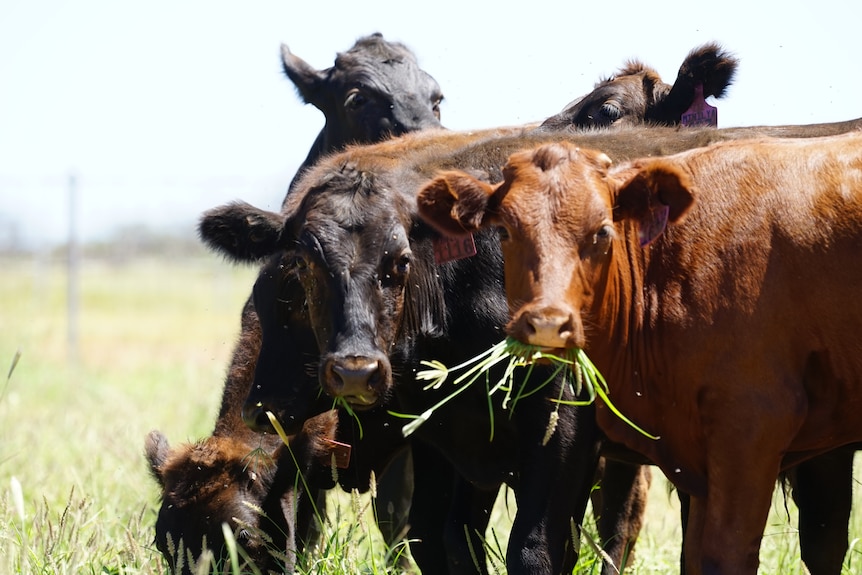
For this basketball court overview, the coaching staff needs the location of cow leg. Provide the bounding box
[590,458,651,572]
[792,446,854,575]
[689,449,784,574]
[406,439,474,574]
[373,446,415,570]
[508,403,602,575]
[443,478,498,575]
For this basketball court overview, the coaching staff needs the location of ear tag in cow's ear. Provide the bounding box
[433,234,477,264]
[639,204,670,247]
[321,438,352,469]
[681,84,717,127]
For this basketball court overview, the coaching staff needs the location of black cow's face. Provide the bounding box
[282,33,443,149]
[290,188,414,409]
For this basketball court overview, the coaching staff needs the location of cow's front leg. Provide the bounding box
[687,436,787,574]
[508,402,602,575]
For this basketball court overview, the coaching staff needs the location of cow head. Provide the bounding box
[199,166,443,415]
[144,412,337,574]
[283,32,444,154]
[417,141,694,351]
[539,42,737,129]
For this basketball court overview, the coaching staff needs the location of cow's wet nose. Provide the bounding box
[332,358,380,391]
[511,307,578,349]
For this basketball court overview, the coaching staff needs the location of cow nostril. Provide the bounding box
[333,360,379,390]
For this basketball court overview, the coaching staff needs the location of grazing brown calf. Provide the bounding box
[416,132,862,574]
[146,411,337,574]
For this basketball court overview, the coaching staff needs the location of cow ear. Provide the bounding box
[614,160,695,246]
[198,201,286,263]
[417,170,497,236]
[145,430,171,486]
[281,44,326,105]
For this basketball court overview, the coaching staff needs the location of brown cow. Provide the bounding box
[145,412,337,574]
[416,132,862,574]
[538,42,737,130]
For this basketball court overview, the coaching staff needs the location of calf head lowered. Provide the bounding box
[145,411,338,574]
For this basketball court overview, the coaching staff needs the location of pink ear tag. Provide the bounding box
[433,234,477,264]
[639,204,670,247]
[681,84,718,127]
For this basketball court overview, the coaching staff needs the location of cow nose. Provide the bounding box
[332,358,379,391]
[514,308,577,349]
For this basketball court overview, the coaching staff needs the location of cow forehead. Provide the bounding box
[499,144,614,231]
[331,47,439,96]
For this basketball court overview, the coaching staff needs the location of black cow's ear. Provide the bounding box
[614,160,695,246]
[417,171,495,236]
[281,44,326,106]
[198,202,285,263]
[144,430,171,486]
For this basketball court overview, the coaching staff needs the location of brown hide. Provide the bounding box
[417,132,862,574]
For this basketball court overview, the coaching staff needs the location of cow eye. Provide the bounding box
[591,224,615,253]
[345,89,367,110]
[395,253,411,275]
[432,96,443,119]
[290,253,309,272]
[497,227,511,242]
[600,102,622,121]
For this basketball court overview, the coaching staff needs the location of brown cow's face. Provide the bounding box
[538,42,737,130]
[544,70,663,129]
[494,145,617,350]
[145,433,287,575]
[416,142,694,353]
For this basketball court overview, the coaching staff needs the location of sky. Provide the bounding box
[1,0,859,249]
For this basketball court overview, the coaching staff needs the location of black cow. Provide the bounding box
[146,32,446,574]
[283,32,444,189]
[198,118,862,575]
[539,42,738,130]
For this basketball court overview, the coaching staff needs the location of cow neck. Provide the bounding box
[584,221,703,490]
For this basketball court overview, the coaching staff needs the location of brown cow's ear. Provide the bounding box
[144,430,171,486]
[417,171,496,235]
[614,160,695,246]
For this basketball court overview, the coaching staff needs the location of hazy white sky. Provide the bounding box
[1,0,859,248]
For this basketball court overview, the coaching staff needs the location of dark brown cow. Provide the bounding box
[145,412,337,574]
[538,42,737,130]
[416,132,862,574]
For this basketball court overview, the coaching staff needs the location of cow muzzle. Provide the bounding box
[322,355,389,409]
[507,305,582,350]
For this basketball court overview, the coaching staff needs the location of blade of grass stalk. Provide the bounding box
[333,396,364,439]
[221,523,240,575]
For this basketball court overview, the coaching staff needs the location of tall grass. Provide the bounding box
[0,255,859,573]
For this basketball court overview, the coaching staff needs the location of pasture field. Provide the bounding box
[0,255,859,574]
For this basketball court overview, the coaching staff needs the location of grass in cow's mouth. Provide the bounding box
[390,337,658,442]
